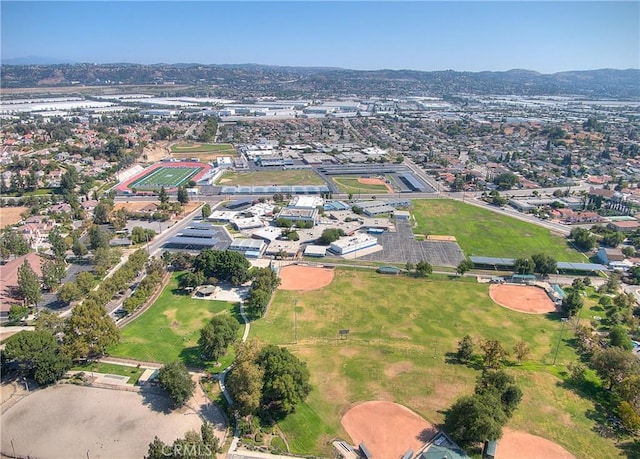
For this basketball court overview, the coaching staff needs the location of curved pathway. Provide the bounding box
[218,301,250,455]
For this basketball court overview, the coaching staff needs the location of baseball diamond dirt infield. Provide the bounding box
[497,428,576,458]
[278,265,335,291]
[357,177,394,193]
[489,284,558,314]
[341,401,437,458]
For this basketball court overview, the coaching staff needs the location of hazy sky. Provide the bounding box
[2,1,638,73]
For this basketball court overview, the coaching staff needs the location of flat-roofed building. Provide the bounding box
[232,216,264,231]
[276,207,319,226]
[229,238,267,258]
[329,233,378,255]
[289,195,324,209]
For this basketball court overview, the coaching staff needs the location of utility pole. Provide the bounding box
[552,318,568,365]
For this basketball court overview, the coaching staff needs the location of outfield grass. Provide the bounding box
[216,170,325,186]
[250,269,621,458]
[332,176,391,195]
[71,362,145,384]
[412,199,585,261]
[107,273,240,371]
[170,143,235,153]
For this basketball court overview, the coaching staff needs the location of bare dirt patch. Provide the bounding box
[341,401,437,458]
[143,142,169,162]
[1,385,205,459]
[384,361,415,378]
[357,177,394,193]
[0,207,28,228]
[278,265,335,291]
[489,284,557,314]
[497,428,576,459]
[114,201,158,212]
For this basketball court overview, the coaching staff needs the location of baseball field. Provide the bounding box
[249,267,621,458]
[216,169,325,186]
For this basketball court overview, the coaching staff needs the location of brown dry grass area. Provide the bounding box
[426,235,457,241]
[143,143,169,162]
[0,207,28,228]
[179,202,201,216]
[489,284,557,314]
[114,201,157,212]
[497,428,576,459]
[357,177,394,193]
[278,265,335,291]
[341,401,437,458]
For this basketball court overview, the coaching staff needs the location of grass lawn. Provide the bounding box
[170,143,235,153]
[216,170,325,186]
[107,272,240,372]
[250,269,621,458]
[412,199,585,261]
[332,176,391,195]
[71,362,145,384]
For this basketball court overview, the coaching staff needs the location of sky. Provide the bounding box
[1,1,639,73]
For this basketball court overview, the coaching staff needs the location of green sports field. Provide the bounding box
[216,169,325,186]
[332,176,391,195]
[170,143,235,154]
[107,273,240,371]
[129,166,203,190]
[250,269,622,458]
[412,199,586,261]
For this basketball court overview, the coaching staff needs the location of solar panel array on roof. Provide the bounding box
[220,185,329,194]
[180,229,223,238]
[399,173,426,191]
[165,236,230,248]
[557,262,608,271]
[470,256,516,266]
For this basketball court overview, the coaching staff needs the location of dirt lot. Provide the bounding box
[497,428,576,458]
[114,201,158,212]
[489,284,558,314]
[1,385,205,459]
[341,401,437,458]
[143,142,169,162]
[0,207,28,228]
[278,265,335,291]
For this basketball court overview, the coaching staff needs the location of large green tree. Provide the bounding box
[445,395,506,447]
[63,301,120,359]
[157,361,195,407]
[17,259,42,306]
[258,345,311,418]
[192,249,250,285]
[590,347,640,390]
[198,314,240,362]
[4,330,71,385]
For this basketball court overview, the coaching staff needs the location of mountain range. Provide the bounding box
[1,62,638,99]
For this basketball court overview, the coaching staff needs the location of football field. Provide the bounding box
[129,166,203,189]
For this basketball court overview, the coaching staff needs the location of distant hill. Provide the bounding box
[1,63,638,99]
[1,56,75,65]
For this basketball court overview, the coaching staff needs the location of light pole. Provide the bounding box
[294,298,298,344]
[552,318,568,365]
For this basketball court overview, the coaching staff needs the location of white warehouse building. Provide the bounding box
[329,233,378,256]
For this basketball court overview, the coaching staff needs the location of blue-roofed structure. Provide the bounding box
[557,261,608,272]
[399,173,426,192]
[470,256,515,267]
[470,256,608,273]
[220,185,330,195]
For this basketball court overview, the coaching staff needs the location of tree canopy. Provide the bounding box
[198,314,240,362]
[4,330,71,385]
[158,361,195,407]
[192,249,251,285]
